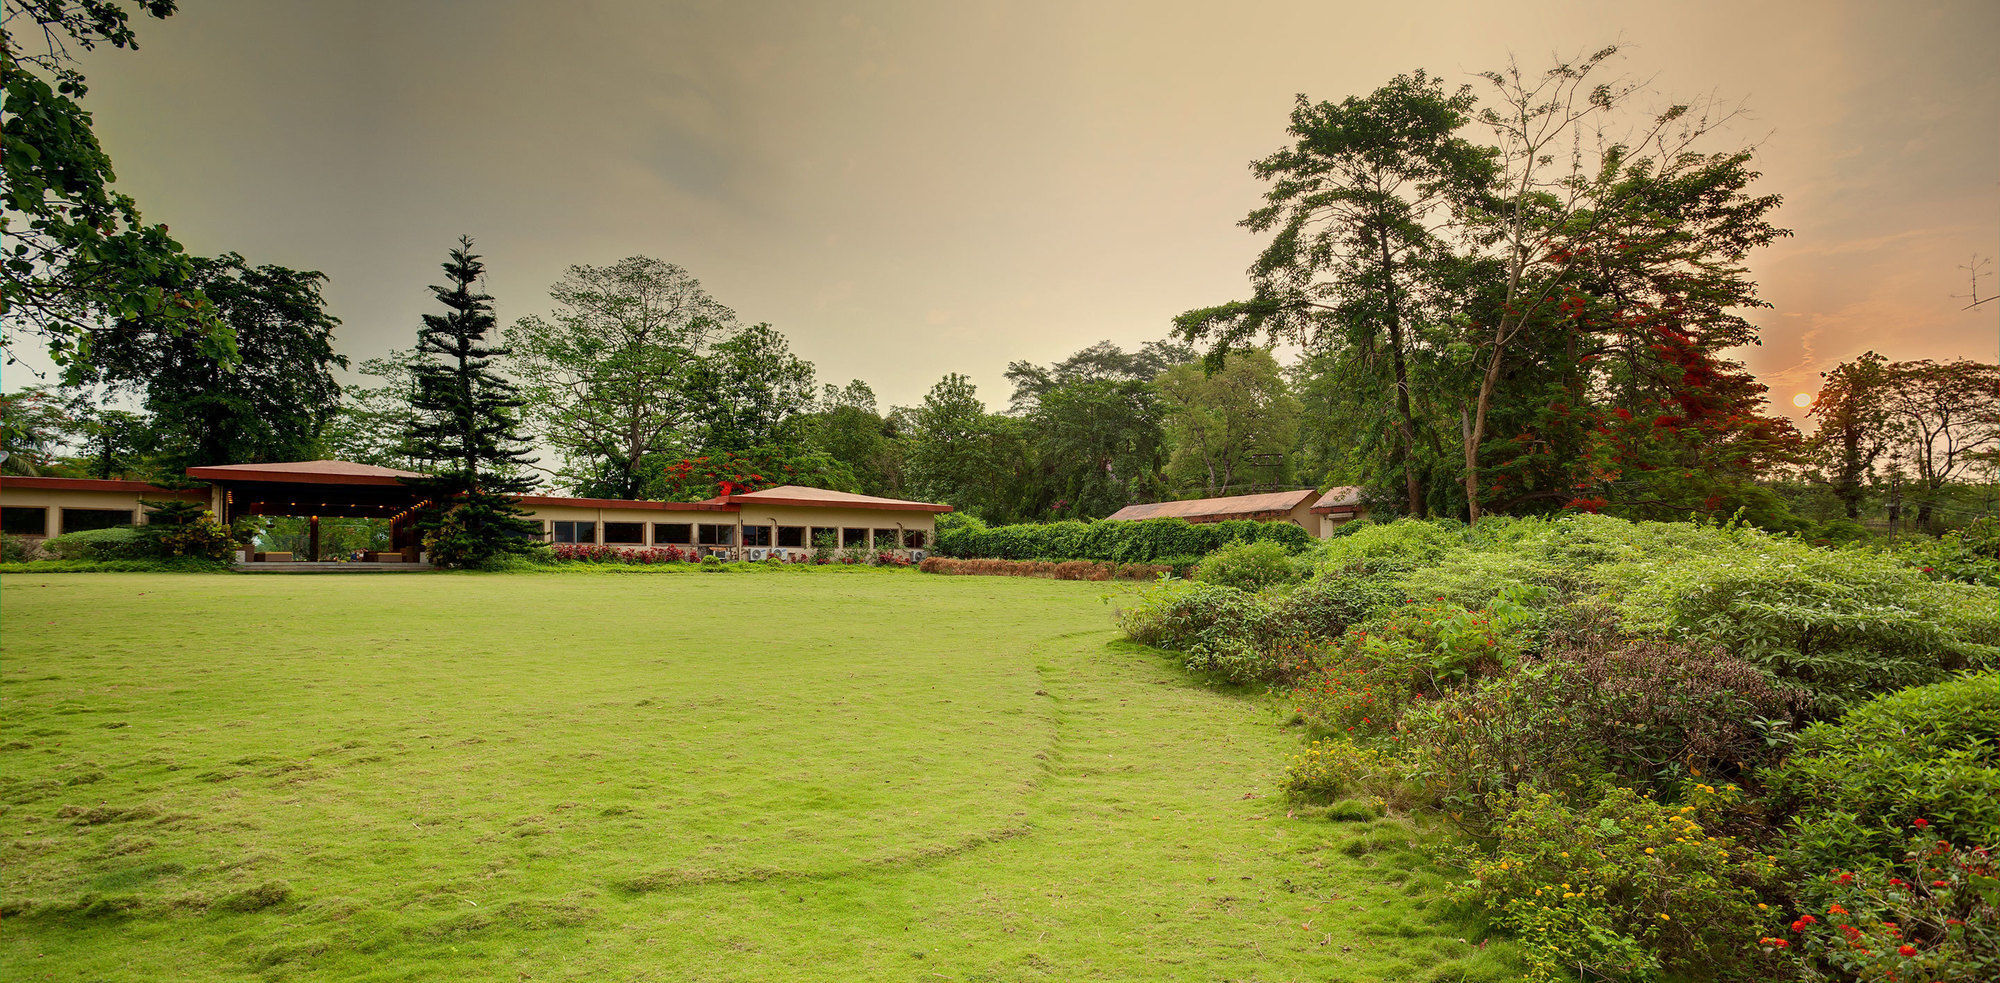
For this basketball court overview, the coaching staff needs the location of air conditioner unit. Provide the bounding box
[748,548,769,561]
[910,549,927,562]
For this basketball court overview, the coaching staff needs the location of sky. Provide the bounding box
[9,0,1997,422]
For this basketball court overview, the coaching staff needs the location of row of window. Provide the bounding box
[546,521,924,549]
[0,506,135,537]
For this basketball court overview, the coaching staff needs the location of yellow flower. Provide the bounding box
[1644,848,1655,854]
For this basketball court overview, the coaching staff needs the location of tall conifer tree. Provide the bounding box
[405,237,540,566]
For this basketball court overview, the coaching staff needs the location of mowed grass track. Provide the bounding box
[0,570,1504,982]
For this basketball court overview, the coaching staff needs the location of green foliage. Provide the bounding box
[1156,349,1300,496]
[40,525,148,560]
[0,0,230,377]
[940,515,1310,563]
[1458,786,1781,983]
[1,534,37,562]
[1194,539,1301,592]
[1116,580,1278,682]
[1772,673,2000,873]
[1280,738,1405,805]
[1901,519,2000,587]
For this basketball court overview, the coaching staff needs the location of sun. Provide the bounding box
[1792,393,1813,408]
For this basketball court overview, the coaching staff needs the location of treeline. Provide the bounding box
[3,9,1994,536]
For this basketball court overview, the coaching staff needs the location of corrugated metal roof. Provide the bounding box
[1104,489,1316,522]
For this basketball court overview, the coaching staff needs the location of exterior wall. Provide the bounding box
[0,482,205,538]
[517,502,937,557]
[1313,509,1367,538]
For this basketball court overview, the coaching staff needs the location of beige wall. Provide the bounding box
[519,503,938,554]
[1,486,163,537]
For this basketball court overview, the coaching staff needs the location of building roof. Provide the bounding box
[724,485,954,513]
[1311,486,1365,513]
[1104,489,1316,523]
[514,494,733,512]
[0,475,207,497]
[186,459,426,486]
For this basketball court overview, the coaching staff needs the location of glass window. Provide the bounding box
[654,522,692,545]
[873,528,899,548]
[550,520,595,544]
[1,506,48,536]
[60,508,134,534]
[697,524,734,546]
[841,527,869,547]
[776,526,805,548]
[742,525,772,547]
[603,521,645,545]
[810,527,839,549]
[903,529,928,549]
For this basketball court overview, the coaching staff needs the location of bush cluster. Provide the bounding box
[916,556,1177,580]
[1119,514,2000,981]
[937,515,1311,563]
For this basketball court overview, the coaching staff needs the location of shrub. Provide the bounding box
[1194,539,1299,592]
[1771,673,2000,873]
[40,526,149,561]
[1776,829,2000,982]
[0,534,37,562]
[1268,572,1400,642]
[153,513,237,562]
[1901,519,2000,588]
[1116,580,1285,682]
[1459,785,1781,983]
[939,515,1312,563]
[1280,738,1405,805]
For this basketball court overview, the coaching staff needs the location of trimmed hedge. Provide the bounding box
[937,516,1311,563]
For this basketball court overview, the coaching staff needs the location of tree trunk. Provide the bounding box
[1378,234,1425,519]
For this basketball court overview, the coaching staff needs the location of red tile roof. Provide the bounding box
[725,485,954,513]
[186,460,426,486]
[514,495,733,512]
[1104,489,1316,523]
[0,475,207,497]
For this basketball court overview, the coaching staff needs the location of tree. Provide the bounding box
[1809,352,1895,519]
[505,256,736,498]
[1880,359,2000,531]
[1176,74,1494,517]
[905,373,1031,521]
[0,384,79,474]
[1,0,228,376]
[693,322,817,454]
[1456,45,1778,522]
[1005,340,1181,517]
[1156,349,1300,497]
[90,253,344,471]
[322,347,431,471]
[404,237,540,567]
[799,380,905,497]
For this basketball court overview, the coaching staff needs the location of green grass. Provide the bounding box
[0,568,1512,981]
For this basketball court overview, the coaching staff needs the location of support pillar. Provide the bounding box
[308,516,320,562]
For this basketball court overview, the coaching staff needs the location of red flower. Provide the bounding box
[1828,905,1849,916]
[1913,818,1930,828]
[1931,879,1948,887]
[1898,945,1916,956]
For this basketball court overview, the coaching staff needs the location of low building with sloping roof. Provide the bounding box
[1103,486,1367,538]
[0,464,951,566]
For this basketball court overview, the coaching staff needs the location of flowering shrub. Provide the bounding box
[1279,738,1404,805]
[1779,827,2000,982]
[550,544,693,565]
[1194,539,1302,592]
[1292,602,1532,736]
[155,512,237,562]
[1459,786,1782,983]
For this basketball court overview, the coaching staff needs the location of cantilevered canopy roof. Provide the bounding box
[186,460,426,487]
[724,485,954,513]
[1104,489,1316,523]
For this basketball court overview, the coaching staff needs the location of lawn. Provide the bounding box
[0,568,1507,982]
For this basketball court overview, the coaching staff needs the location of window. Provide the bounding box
[550,521,596,544]
[903,529,929,549]
[810,527,839,549]
[60,508,134,534]
[697,524,734,546]
[1,506,48,536]
[654,522,692,545]
[742,525,772,547]
[873,528,899,549]
[603,521,645,545]
[776,525,805,548]
[841,527,869,547]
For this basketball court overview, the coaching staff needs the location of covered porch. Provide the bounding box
[186,460,432,567]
